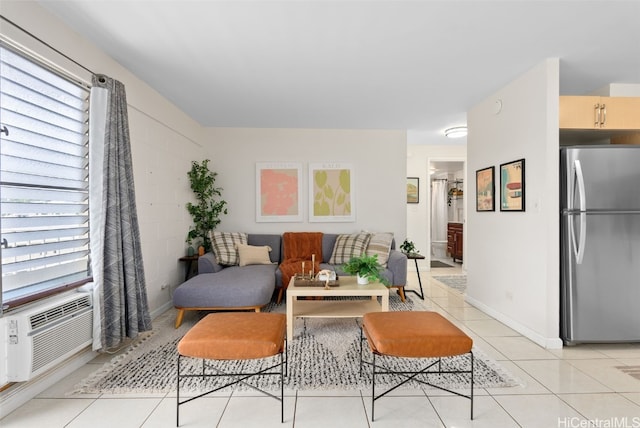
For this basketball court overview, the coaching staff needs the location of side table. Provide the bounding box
[178,255,199,281]
[405,253,425,300]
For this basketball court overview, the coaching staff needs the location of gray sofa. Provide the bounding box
[172,233,407,327]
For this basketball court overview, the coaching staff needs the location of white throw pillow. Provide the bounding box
[365,232,394,267]
[237,244,273,266]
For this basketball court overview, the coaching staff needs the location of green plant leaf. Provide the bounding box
[314,201,330,216]
[324,185,334,199]
[186,159,227,251]
[339,169,350,193]
[341,253,389,286]
[314,170,327,188]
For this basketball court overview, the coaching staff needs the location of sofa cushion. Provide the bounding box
[321,234,338,263]
[237,244,273,267]
[328,232,372,264]
[365,232,394,267]
[248,234,282,263]
[210,232,248,265]
[173,265,277,308]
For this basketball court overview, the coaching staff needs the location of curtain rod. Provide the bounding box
[0,14,96,77]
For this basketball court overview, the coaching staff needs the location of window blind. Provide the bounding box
[1,45,91,306]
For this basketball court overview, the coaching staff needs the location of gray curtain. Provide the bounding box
[91,74,152,350]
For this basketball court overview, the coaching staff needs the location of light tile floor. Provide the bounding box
[3,265,640,427]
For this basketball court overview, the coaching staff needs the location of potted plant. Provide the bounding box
[342,253,389,286]
[186,159,228,253]
[400,239,419,255]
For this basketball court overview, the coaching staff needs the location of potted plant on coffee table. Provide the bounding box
[342,253,389,286]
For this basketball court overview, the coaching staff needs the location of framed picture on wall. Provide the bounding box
[500,159,525,212]
[475,166,495,211]
[255,162,303,222]
[406,177,419,203]
[309,162,355,222]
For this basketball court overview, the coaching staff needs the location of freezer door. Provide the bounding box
[562,146,640,211]
[561,211,640,343]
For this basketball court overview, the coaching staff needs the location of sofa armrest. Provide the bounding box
[198,252,224,273]
[386,249,407,286]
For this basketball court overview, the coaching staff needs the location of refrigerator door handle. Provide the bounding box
[573,160,587,264]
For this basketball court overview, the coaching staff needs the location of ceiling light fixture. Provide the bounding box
[444,126,468,139]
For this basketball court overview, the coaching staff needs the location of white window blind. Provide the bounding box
[1,45,91,307]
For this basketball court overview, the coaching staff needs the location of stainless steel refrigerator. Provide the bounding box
[560,145,640,345]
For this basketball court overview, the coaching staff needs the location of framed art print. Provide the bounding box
[500,159,525,212]
[406,177,419,204]
[475,166,495,211]
[309,162,355,222]
[256,162,303,222]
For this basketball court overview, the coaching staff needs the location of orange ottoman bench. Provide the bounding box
[360,311,474,421]
[176,312,287,426]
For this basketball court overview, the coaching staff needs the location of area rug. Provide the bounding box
[71,294,517,394]
[433,275,467,293]
[431,260,453,268]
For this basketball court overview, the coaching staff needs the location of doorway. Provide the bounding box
[429,160,465,271]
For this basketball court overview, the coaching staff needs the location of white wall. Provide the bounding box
[466,58,561,348]
[592,83,640,97]
[0,0,207,316]
[203,128,407,242]
[406,145,466,271]
[0,1,207,397]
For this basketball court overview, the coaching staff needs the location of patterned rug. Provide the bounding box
[70,293,518,394]
[433,275,467,293]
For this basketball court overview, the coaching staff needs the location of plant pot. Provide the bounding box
[357,273,369,285]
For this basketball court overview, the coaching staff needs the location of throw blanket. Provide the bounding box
[280,232,323,288]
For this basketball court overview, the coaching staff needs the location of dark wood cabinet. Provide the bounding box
[447,222,463,262]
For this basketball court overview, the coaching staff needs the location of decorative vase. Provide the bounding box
[198,246,205,256]
[187,246,195,257]
[357,273,369,285]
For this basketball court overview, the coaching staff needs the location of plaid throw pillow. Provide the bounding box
[329,233,372,264]
[210,232,248,266]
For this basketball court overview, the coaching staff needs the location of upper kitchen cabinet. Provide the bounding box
[560,96,640,130]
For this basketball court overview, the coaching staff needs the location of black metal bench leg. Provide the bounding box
[471,351,474,420]
[359,327,363,375]
[176,355,181,427]
[281,352,284,423]
[371,353,376,422]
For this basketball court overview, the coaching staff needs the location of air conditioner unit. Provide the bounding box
[6,292,93,382]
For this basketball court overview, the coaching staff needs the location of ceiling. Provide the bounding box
[37,1,640,145]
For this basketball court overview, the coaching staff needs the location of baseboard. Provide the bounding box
[465,295,563,350]
[151,300,174,320]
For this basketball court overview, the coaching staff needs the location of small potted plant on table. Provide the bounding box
[342,253,389,286]
[400,239,420,256]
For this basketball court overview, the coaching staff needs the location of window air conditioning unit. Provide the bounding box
[6,292,93,382]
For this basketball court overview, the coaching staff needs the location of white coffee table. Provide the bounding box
[285,275,389,341]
